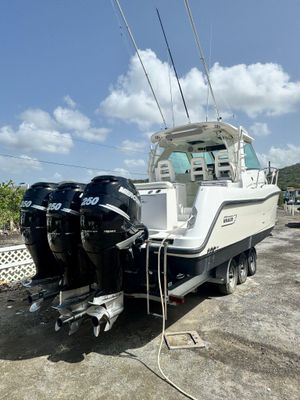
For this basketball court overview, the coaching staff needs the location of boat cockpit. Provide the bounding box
[135,121,262,233]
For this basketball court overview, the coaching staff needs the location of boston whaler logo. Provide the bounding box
[119,186,141,206]
[222,214,237,226]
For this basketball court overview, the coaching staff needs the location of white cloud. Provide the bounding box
[53,107,90,131]
[87,167,131,179]
[87,169,106,178]
[0,155,41,174]
[120,139,147,155]
[100,49,192,129]
[77,127,109,142]
[53,106,110,143]
[258,144,300,168]
[124,159,146,168]
[53,172,63,181]
[20,109,56,130]
[0,122,73,154]
[249,122,271,137]
[113,167,131,178]
[0,99,111,153]
[99,49,300,129]
[64,95,76,108]
[211,62,300,117]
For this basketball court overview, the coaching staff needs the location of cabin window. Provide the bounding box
[168,152,190,173]
[244,143,261,169]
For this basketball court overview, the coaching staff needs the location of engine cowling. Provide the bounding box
[47,182,96,289]
[80,175,147,295]
[20,182,63,281]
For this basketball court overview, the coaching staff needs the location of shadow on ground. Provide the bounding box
[0,284,221,364]
[286,222,300,229]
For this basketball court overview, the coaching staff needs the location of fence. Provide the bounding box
[284,202,299,217]
[0,244,35,284]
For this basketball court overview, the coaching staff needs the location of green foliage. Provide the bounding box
[278,191,284,207]
[278,163,300,190]
[0,181,25,229]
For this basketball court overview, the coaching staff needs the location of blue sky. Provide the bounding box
[0,0,299,184]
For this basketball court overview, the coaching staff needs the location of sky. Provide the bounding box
[0,0,300,185]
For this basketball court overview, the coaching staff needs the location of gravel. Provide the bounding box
[0,209,299,400]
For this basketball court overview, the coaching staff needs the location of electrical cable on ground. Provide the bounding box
[156,219,200,400]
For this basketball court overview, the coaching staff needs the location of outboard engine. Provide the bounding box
[47,182,97,335]
[20,182,63,311]
[81,175,147,335]
[47,182,95,289]
[20,182,63,281]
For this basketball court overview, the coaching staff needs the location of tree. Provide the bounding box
[0,181,25,230]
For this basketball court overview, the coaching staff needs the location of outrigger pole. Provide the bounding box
[156,8,191,124]
[183,0,221,121]
[114,0,168,129]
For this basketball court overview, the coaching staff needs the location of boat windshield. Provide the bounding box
[164,143,260,178]
[168,152,190,173]
[168,150,215,174]
[244,143,261,170]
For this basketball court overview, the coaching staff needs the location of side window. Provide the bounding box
[244,143,261,170]
[168,152,190,174]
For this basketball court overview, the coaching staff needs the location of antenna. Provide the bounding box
[156,8,191,124]
[205,24,212,122]
[167,52,175,127]
[110,0,132,58]
[113,0,167,129]
[183,0,221,121]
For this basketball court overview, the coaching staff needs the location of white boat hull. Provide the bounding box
[143,184,281,276]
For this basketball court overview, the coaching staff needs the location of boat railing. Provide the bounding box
[263,167,279,185]
[145,239,168,320]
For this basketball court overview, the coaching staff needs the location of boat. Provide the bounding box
[136,121,280,282]
[124,120,280,304]
[20,120,280,334]
[18,0,280,336]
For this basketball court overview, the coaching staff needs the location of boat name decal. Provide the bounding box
[119,187,141,206]
[222,214,237,226]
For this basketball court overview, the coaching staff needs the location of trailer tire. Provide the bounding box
[247,248,257,276]
[237,253,248,284]
[218,258,238,295]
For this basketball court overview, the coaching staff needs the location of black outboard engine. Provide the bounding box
[81,175,147,335]
[47,182,95,290]
[20,182,64,312]
[20,182,63,282]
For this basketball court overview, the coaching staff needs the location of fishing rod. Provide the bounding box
[113,0,167,129]
[183,0,221,121]
[156,8,191,124]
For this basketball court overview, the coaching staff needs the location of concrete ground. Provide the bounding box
[0,209,299,400]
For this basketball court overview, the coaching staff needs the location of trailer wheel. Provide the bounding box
[237,253,248,284]
[247,248,257,276]
[218,258,238,295]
